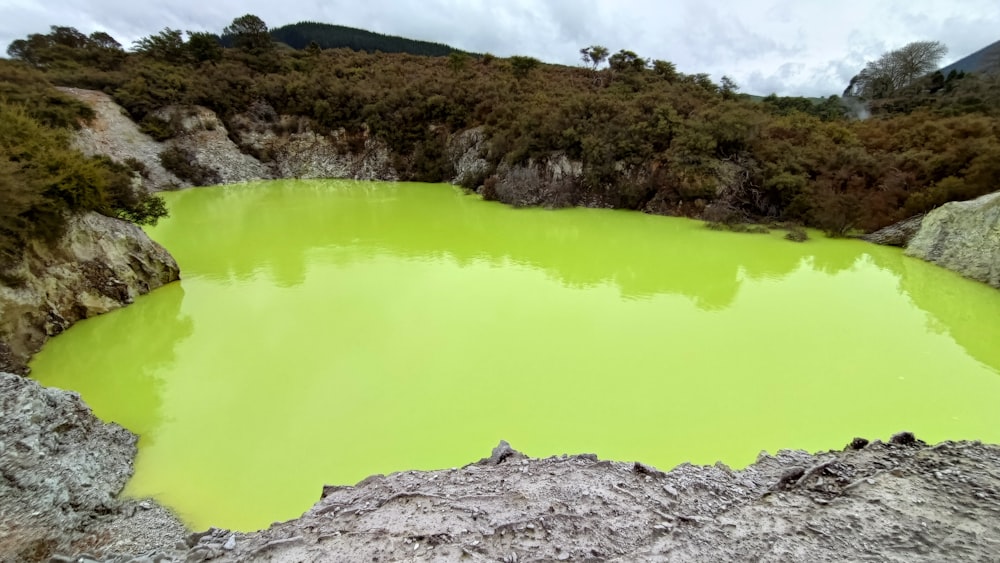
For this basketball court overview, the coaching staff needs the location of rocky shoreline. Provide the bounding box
[0,212,179,375]
[4,370,1000,562]
[58,87,1000,290]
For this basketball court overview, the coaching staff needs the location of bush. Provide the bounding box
[123,156,150,178]
[0,100,167,274]
[139,115,179,141]
[159,146,220,186]
[784,226,809,242]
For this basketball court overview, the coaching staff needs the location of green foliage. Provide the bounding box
[223,14,273,52]
[580,45,609,70]
[0,96,166,273]
[139,115,179,141]
[187,32,224,63]
[608,50,647,73]
[761,94,847,121]
[0,61,94,127]
[133,29,188,63]
[448,52,469,74]
[6,26,125,71]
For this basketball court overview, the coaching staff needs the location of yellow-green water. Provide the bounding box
[30,180,1000,531]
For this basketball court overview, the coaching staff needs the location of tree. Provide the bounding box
[651,59,678,82]
[608,49,647,72]
[132,29,187,63]
[187,32,223,63]
[720,76,739,100]
[223,14,273,52]
[579,45,609,70]
[509,56,540,79]
[844,41,947,99]
[88,32,121,51]
[6,26,124,70]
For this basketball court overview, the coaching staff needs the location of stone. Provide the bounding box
[906,191,1000,289]
[862,214,925,247]
[0,212,179,374]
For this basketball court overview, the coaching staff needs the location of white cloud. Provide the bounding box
[2,0,998,96]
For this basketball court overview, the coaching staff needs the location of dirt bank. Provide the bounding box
[5,377,998,563]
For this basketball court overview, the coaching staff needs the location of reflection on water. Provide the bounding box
[30,180,1000,531]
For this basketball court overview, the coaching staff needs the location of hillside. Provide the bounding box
[939,39,1000,75]
[269,21,464,56]
[3,14,1000,278]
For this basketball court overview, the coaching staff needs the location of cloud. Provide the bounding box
[2,0,998,96]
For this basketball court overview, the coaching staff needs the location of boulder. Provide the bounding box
[906,191,1000,288]
[0,213,179,374]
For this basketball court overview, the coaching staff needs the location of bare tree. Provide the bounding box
[844,41,947,99]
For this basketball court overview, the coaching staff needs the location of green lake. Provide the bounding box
[29,180,1000,531]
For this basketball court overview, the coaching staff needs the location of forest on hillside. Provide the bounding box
[3,14,1000,276]
[268,22,462,56]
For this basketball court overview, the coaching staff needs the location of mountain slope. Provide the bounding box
[269,21,465,57]
[939,39,1000,75]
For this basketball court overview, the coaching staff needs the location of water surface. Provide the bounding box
[30,180,1000,531]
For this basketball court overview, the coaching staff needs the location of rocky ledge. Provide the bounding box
[0,212,179,375]
[4,369,999,562]
[0,372,185,562]
[906,191,1000,289]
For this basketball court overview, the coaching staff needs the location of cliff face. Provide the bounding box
[59,89,397,189]
[59,87,185,190]
[905,191,1000,289]
[229,107,398,181]
[0,212,179,374]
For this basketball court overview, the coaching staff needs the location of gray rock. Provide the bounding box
[0,212,179,374]
[0,372,134,559]
[58,88,183,191]
[862,214,925,247]
[906,191,1000,288]
[154,106,270,185]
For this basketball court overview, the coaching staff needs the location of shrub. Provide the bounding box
[784,226,809,242]
[139,115,179,141]
[159,146,220,186]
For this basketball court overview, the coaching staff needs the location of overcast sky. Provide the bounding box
[2,0,998,96]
